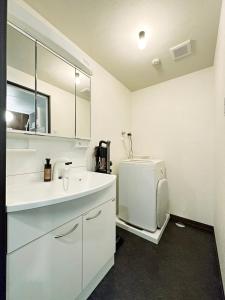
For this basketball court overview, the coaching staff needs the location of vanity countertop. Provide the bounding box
[7,171,116,213]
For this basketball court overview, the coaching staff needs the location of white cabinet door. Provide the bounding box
[83,199,115,288]
[7,216,82,300]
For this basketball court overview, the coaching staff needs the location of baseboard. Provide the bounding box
[171,214,224,297]
[213,234,225,299]
[170,214,214,233]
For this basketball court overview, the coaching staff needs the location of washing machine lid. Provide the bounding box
[157,178,169,228]
[121,158,163,164]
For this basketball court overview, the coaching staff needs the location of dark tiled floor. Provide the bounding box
[89,221,224,300]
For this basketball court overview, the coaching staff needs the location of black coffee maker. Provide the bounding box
[95,140,112,174]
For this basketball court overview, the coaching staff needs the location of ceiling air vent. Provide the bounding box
[170,40,192,60]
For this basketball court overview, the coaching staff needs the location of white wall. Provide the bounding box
[90,61,131,173]
[214,0,225,288]
[131,67,215,225]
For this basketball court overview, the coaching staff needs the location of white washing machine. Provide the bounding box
[118,159,169,233]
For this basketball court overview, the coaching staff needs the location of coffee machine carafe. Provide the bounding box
[95,140,112,174]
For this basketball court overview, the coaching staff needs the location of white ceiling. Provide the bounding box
[24,0,222,91]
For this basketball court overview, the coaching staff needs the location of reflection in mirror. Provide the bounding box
[6,81,50,133]
[6,82,35,131]
[37,44,75,138]
[75,70,91,139]
[6,24,36,132]
[36,93,50,134]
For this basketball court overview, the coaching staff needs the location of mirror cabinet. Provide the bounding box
[6,24,91,139]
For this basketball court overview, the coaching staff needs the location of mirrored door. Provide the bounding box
[36,43,76,138]
[6,24,36,133]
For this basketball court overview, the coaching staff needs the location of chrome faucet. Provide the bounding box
[53,158,72,180]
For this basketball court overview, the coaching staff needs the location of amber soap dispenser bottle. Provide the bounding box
[44,158,52,182]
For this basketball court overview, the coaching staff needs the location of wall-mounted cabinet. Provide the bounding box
[6,23,91,140]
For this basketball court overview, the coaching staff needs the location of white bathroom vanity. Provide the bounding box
[6,171,116,300]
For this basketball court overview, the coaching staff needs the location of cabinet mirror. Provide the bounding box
[6,24,91,140]
[75,70,91,139]
[37,44,75,138]
[6,24,36,133]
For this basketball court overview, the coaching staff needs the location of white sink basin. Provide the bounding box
[7,171,116,212]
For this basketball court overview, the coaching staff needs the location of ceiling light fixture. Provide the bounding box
[75,72,80,85]
[138,31,147,50]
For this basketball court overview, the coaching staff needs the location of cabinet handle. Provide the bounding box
[54,223,79,239]
[86,210,102,221]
